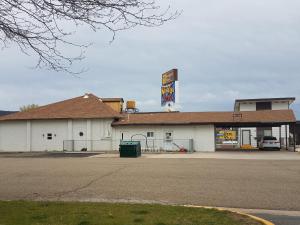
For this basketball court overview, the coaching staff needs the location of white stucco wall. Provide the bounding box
[57,119,113,151]
[272,102,290,110]
[0,121,27,152]
[239,101,290,111]
[71,120,88,151]
[31,120,68,151]
[0,117,290,152]
[239,103,256,111]
[112,125,215,152]
[91,119,113,151]
[0,118,114,152]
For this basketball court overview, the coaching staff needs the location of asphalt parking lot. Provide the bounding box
[0,152,299,224]
[0,152,100,158]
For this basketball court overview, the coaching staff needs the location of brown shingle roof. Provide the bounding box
[0,94,121,121]
[113,110,296,126]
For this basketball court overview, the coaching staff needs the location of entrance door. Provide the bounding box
[44,133,53,151]
[164,131,174,151]
[242,130,251,145]
[146,132,155,151]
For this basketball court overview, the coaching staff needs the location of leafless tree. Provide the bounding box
[20,104,39,112]
[0,0,179,73]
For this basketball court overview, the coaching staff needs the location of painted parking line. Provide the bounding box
[184,205,275,225]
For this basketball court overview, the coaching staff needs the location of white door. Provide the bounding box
[146,131,155,151]
[44,133,53,151]
[164,131,174,151]
[242,130,251,145]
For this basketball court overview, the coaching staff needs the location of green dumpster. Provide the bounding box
[119,141,141,158]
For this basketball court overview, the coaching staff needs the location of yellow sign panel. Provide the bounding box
[162,69,178,86]
[224,131,236,140]
[218,130,225,139]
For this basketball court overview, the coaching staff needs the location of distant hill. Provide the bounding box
[0,111,18,117]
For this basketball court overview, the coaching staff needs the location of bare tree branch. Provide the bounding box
[0,0,180,73]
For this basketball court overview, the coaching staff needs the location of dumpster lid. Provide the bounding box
[120,141,141,145]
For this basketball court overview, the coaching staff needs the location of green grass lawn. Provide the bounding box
[0,201,262,225]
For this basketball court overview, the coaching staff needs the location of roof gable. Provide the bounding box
[0,94,121,121]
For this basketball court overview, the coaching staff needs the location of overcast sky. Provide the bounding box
[0,0,299,117]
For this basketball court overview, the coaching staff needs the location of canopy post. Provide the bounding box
[293,123,296,152]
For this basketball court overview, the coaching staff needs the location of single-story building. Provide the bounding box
[0,94,120,152]
[0,94,297,152]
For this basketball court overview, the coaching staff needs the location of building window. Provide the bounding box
[47,133,52,140]
[147,132,154,138]
[79,132,84,137]
[256,102,272,111]
[165,132,173,141]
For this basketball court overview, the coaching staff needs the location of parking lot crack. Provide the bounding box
[54,166,127,199]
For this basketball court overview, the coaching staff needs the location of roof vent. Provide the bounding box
[83,93,89,99]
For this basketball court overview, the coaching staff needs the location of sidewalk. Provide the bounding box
[90,151,300,160]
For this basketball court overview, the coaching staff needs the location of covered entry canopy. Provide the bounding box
[212,110,297,152]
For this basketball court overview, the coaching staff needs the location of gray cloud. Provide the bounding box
[0,0,299,118]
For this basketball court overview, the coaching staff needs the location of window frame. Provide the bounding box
[47,133,53,140]
[147,131,154,138]
[165,131,173,141]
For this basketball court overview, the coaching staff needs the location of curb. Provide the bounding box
[184,205,274,225]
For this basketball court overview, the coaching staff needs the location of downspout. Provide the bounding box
[279,126,282,149]
[285,124,288,151]
[286,101,290,150]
